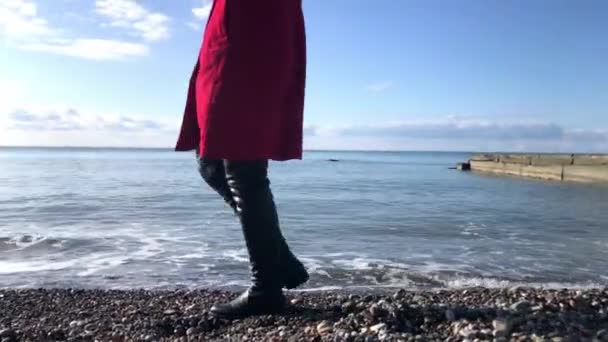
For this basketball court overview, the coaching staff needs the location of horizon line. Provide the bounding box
[0,145,471,153]
[1,145,606,155]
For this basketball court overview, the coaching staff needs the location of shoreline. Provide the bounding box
[1,287,607,341]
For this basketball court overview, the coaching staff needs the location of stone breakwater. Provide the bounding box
[1,288,608,341]
[464,154,608,183]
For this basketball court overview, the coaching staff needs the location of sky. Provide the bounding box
[0,0,607,152]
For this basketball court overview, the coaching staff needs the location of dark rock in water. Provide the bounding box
[456,162,471,171]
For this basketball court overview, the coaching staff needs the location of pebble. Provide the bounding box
[510,300,531,312]
[369,323,387,333]
[186,327,200,336]
[0,288,606,340]
[531,304,544,312]
[342,301,355,312]
[445,308,456,321]
[0,330,14,338]
[412,295,425,303]
[459,327,479,339]
[492,317,511,337]
[317,321,332,335]
[163,309,177,315]
[393,289,406,299]
[480,328,492,336]
[69,320,83,328]
[174,325,185,336]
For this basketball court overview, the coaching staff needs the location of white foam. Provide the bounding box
[172,252,209,260]
[298,257,326,274]
[291,285,344,292]
[0,259,80,274]
[220,249,248,262]
[5,233,62,250]
[321,252,367,258]
[128,235,165,259]
[77,254,127,276]
[331,257,416,272]
[436,276,607,290]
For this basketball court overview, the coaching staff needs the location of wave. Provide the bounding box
[1,232,606,291]
[0,234,66,251]
[302,256,608,291]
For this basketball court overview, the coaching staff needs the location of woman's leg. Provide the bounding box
[210,160,285,318]
[196,151,236,210]
[196,153,309,290]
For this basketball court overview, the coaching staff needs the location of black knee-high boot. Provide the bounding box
[197,155,309,290]
[210,160,287,318]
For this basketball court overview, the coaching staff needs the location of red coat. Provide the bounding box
[175,0,306,161]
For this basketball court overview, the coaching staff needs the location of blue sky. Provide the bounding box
[0,0,607,152]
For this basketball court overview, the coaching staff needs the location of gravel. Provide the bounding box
[1,287,607,341]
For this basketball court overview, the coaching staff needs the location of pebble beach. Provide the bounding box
[1,287,608,341]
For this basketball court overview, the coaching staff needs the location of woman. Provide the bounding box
[175,0,308,318]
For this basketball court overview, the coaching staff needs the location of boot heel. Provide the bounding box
[284,268,309,289]
[281,254,309,289]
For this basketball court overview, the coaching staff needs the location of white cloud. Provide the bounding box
[0,105,177,147]
[0,79,26,113]
[366,81,394,95]
[20,38,149,60]
[192,1,212,20]
[186,21,201,31]
[0,0,55,39]
[303,116,608,153]
[0,0,165,60]
[2,102,606,152]
[4,106,171,131]
[186,1,211,31]
[331,117,567,140]
[95,0,170,41]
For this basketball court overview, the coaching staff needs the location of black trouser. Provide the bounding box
[196,152,283,290]
[195,149,309,292]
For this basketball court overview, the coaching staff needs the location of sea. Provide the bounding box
[1,147,607,291]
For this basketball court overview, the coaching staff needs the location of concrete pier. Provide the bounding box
[465,154,608,183]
